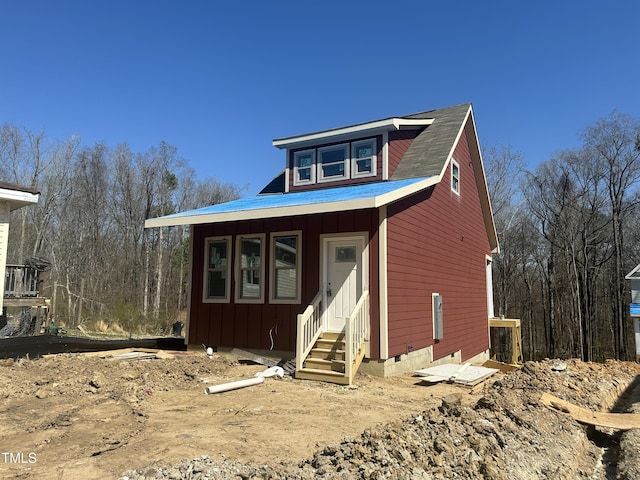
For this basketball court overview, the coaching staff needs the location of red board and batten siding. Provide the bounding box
[385,127,491,361]
[189,210,381,356]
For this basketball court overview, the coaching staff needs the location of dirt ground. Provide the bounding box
[1,349,639,480]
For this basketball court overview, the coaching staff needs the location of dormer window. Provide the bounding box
[290,138,377,187]
[318,144,348,182]
[293,149,316,185]
[352,139,376,178]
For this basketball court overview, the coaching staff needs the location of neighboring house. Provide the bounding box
[146,103,499,384]
[625,264,640,361]
[0,182,40,314]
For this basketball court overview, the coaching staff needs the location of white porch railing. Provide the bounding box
[345,290,369,383]
[295,290,323,372]
[4,265,41,298]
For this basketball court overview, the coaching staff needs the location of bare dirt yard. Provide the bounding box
[1,349,639,479]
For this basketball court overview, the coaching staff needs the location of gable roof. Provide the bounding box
[146,103,499,253]
[391,103,472,180]
[145,177,434,228]
[626,263,640,280]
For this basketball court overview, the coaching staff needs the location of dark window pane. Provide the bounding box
[208,271,226,298]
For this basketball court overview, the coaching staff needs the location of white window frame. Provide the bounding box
[203,236,231,303]
[351,138,377,178]
[451,159,460,195]
[235,234,266,303]
[317,143,349,183]
[269,231,302,304]
[293,149,316,186]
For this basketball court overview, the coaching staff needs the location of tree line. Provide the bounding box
[0,125,241,334]
[485,111,640,362]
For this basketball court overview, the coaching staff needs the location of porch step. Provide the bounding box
[296,332,350,383]
[315,338,345,349]
[309,347,346,361]
[295,367,351,385]
[304,357,346,373]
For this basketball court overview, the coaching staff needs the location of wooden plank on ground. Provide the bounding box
[539,392,640,430]
[483,359,520,372]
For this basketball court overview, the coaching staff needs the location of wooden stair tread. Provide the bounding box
[296,367,345,377]
[312,347,345,354]
[306,357,345,365]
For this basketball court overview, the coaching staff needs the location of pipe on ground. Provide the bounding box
[204,376,264,395]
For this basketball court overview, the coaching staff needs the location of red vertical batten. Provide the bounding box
[189,209,380,353]
[385,119,491,362]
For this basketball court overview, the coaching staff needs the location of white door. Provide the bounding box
[325,239,363,332]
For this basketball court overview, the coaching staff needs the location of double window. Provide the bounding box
[292,138,377,186]
[203,232,301,304]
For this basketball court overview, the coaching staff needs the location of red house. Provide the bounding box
[146,103,499,384]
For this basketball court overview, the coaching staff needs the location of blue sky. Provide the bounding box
[1,1,639,195]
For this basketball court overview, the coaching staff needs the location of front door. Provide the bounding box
[324,238,364,332]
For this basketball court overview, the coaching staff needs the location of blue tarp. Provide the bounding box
[157,176,430,221]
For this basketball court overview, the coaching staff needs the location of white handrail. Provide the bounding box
[345,290,369,383]
[296,290,323,372]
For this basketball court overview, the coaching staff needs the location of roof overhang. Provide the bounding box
[0,186,40,211]
[626,263,640,280]
[272,117,434,150]
[145,177,437,228]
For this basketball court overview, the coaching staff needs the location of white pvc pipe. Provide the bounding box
[204,376,264,395]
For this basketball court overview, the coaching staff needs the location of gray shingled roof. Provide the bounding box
[0,181,40,195]
[391,103,471,180]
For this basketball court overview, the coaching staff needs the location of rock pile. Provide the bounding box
[120,359,640,480]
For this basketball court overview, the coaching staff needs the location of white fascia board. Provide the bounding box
[626,263,640,279]
[273,118,434,149]
[437,107,471,183]
[144,177,439,229]
[0,188,40,210]
[372,177,438,208]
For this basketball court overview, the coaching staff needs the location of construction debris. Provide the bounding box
[414,363,498,386]
[539,392,640,430]
[230,348,295,376]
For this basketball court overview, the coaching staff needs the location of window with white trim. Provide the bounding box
[351,139,376,178]
[318,144,348,182]
[204,236,231,302]
[451,159,460,195]
[293,149,315,186]
[236,235,265,302]
[270,232,301,303]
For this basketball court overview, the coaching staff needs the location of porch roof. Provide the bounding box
[145,176,434,228]
[0,182,40,211]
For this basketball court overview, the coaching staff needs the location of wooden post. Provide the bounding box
[489,318,523,364]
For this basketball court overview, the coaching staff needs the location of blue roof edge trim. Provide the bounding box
[146,177,433,227]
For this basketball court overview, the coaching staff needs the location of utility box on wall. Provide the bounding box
[433,293,443,340]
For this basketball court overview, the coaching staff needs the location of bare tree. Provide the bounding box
[582,111,640,360]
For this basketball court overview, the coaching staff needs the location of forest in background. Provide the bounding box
[485,110,640,362]
[2,110,640,361]
[0,126,241,336]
